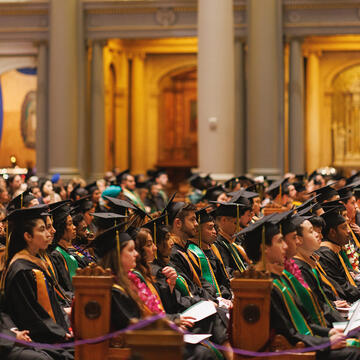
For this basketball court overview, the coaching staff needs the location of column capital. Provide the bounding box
[285,35,305,44]
[303,49,322,58]
[127,51,146,60]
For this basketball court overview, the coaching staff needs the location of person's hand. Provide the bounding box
[330,333,347,350]
[329,328,343,336]
[350,223,360,235]
[179,315,195,330]
[334,300,350,308]
[65,332,73,340]
[64,307,72,316]
[162,267,177,292]
[14,330,32,342]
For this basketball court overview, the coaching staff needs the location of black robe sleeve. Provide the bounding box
[50,250,73,293]
[317,246,360,303]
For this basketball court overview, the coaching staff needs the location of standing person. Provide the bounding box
[3,205,74,359]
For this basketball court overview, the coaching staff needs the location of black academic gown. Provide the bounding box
[51,248,74,293]
[67,248,92,268]
[111,285,218,360]
[316,245,360,303]
[170,243,218,302]
[4,259,69,344]
[214,234,247,278]
[270,274,360,360]
[294,258,345,325]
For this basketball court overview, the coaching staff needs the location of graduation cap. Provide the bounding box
[293,182,306,193]
[337,181,360,201]
[202,184,226,202]
[235,214,280,264]
[308,184,339,203]
[161,192,186,226]
[195,206,215,225]
[50,202,72,225]
[294,174,307,183]
[308,170,319,182]
[71,195,94,213]
[70,184,88,201]
[5,204,50,222]
[224,177,240,190]
[188,174,208,191]
[142,214,167,246]
[321,207,346,233]
[229,189,258,208]
[266,178,289,199]
[320,199,346,213]
[115,169,130,185]
[84,181,98,194]
[88,222,133,259]
[92,212,127,231]
[354,188,360,199]
[6,189,37,212]
[104,196,151,220]
[346,171,360,185]
[48,200,71,211]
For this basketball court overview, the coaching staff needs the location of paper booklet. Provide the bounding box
[344,300,360,335]
[184,334,212,344]
[181,301,217,322]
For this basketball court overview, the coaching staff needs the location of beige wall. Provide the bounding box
[0,69,36,168]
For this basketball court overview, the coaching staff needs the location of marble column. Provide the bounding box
[36,41,48,177]
[234,38,245,176]
[48,0,79,178]
[305,51,321,173]
[246,0,283,178]
[289,38,305,173]
[89,41,105,180]
[131,52,146,174]
[198,0,235,180]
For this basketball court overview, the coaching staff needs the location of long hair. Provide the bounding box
[99,240,143,310]
[135,228,153,281]
[155,225,171,260]
[7,217,46,266]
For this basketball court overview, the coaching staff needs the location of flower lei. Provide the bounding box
[344,243,359,272]
[127,271,164,314]
[284,258,309,289]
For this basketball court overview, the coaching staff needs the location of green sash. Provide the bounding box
[175,274,193,297]
[220,240,246,272]
[55,246,78,280]
[340,249,353,271]
[311,268,335,310]
[188,243,221,296]
[273,279,313,336]
[282,270,326,327]
[123,189,146,211]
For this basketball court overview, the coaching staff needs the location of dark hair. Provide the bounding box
[7,217,46,265]
[72,213,84,227]
[120,173,131,184]
[309,216,326,230]
[53,217,67,244]
[135,228,153,281]
[155,225,171,258]
[176,203,197,223]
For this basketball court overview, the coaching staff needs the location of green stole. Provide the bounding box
[273,278,313,336]
[340,249,354,271]
[311,268,335,310]
[175,274,193,297]
[220,239,246,272]
[187,243,221,296]
[281,270,326,327]
[55,246,78,280]
[123,189,146,211]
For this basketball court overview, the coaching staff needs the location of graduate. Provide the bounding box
[239,214,360,360]
[316,208,360,303]
[3,205,74,359]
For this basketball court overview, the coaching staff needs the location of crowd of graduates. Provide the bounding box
[0,168,360,359]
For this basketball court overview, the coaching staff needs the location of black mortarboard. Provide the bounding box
[229,189,258,208]
[321,208,346,230]
[6,189,36,212]
[293,182,306,193]
[104,196,151,220]
[296,203,318,217]
[92,212,127,231]
[70,184,88,201]
[203,184,226,202]
[210,201,246,218]
[188,174,209,191]
[224,177,241,190]
[71,195,94,213]
[142,214,167,245]
[84,181,98,194]
[320,199,347,213]
[308,184,339,203]
[235,215,280,263]
[115,169,130,185]
[88,223,133,258]
[5,204,50,222]
[48,200,71,211]
[161,193,186,225]
[294,174,306,183]
[267,178,289,199]
[308,170,318,182]
[195,206,215,225]
[50,202,72,224]
[346,171,360,185]
[337,181,360,201]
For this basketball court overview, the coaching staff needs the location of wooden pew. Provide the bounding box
[72,264,183,360]
[231,267,316,360]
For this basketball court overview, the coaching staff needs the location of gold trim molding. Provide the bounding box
[302,35,360,53]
